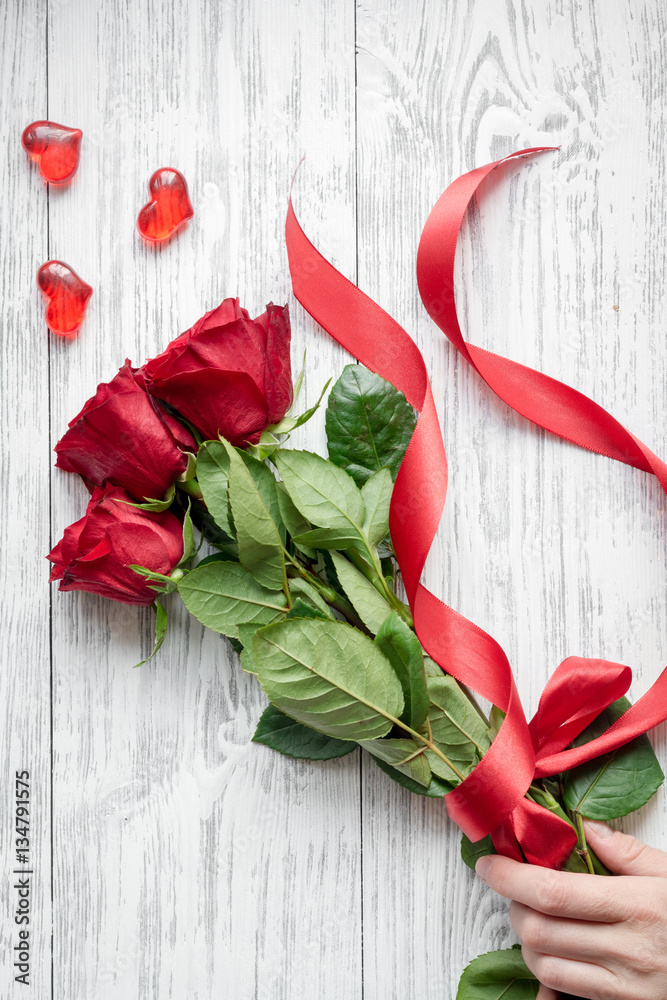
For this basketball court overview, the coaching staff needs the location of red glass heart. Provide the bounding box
[37,261,93,337]
[137,168,194,242]
[21,121,82,184]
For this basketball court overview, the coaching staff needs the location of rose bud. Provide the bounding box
[48,484,184,605]
[142,298,292,446]
[54,361,195,500]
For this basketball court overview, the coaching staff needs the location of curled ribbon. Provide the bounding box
[286,149,667,869]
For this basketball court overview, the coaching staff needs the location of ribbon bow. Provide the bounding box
[465,655,667,865]
[285,149,667,869]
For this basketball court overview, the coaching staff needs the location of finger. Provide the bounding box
[535,987,558,1000]
[475,856,624,921]
[584,821,667,878]
[521,944,620,1000]
[510,900,619,965]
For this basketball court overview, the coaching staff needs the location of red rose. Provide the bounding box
[54,361,195,500]
[142,298,292,446]
[48,484,184,605]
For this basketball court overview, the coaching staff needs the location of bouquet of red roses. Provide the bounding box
[49,292,664,998]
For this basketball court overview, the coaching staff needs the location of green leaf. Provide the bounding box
[254,433,281,460]
[235,622,258,674]
[115,482,176,512]
[424,749,460,782]
[287,578,335,618]
[177,451,197,483]
[372,757,453,797]
[178,561,287,639]
[359,738,431,787]
[424,655,444,677]
[286,598,329,621]
[196,440,234,536]
[424,671,491,782]
[195,552,237,567]
[380,555,395,588]
[292,526,366,552]
[562,696,665,820]
[329,551,392,634]
[275,450,365,534]
[456,947,538,1000]
[488,704,506,742]
[129,565,178,594]
[237,451,286,544]
[219,438,287,592]
[374,611,429,730]
[325,364,417,485]
[252,704,356,760]
[290,349,307,409]
[177,499,195,566]
[252,617,404,741]
[189,499,237,551]
[361,467,392,546]
[270,378,332,434]
[275,481,316,557]
[460,834,496,872]
[130,565,173,584]
[134,600,169,668]
[321,550,349,601]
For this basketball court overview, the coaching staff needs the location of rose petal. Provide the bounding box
[55,363,194,499]
[146,368,269,444]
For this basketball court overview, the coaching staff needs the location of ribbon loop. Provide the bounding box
[528,657,632,758]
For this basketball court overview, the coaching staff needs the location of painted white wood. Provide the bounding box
[0,3,51,999]
[2,0,667,997]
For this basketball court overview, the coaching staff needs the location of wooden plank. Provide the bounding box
[355,0,667,995]
[0,2,51,998]
[46,1,359,997]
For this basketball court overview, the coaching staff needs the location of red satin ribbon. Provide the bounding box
[285,149,667,869]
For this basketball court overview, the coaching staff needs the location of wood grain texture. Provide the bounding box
[2,0,667,997]
[0,2,51,998]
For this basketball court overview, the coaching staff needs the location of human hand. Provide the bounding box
[475,821,667,1000]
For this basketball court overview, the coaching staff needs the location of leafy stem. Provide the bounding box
[390,716,466,782]
[284,558,369,633]
[278,544,293,611]
[283,574,293,610]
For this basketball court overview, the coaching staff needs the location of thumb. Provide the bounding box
[584,820,667,877]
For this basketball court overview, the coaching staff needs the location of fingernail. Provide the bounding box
[583,819,614,840]
[475,856,492,881]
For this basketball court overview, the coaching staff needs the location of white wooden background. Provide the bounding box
[1,0,667,997]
